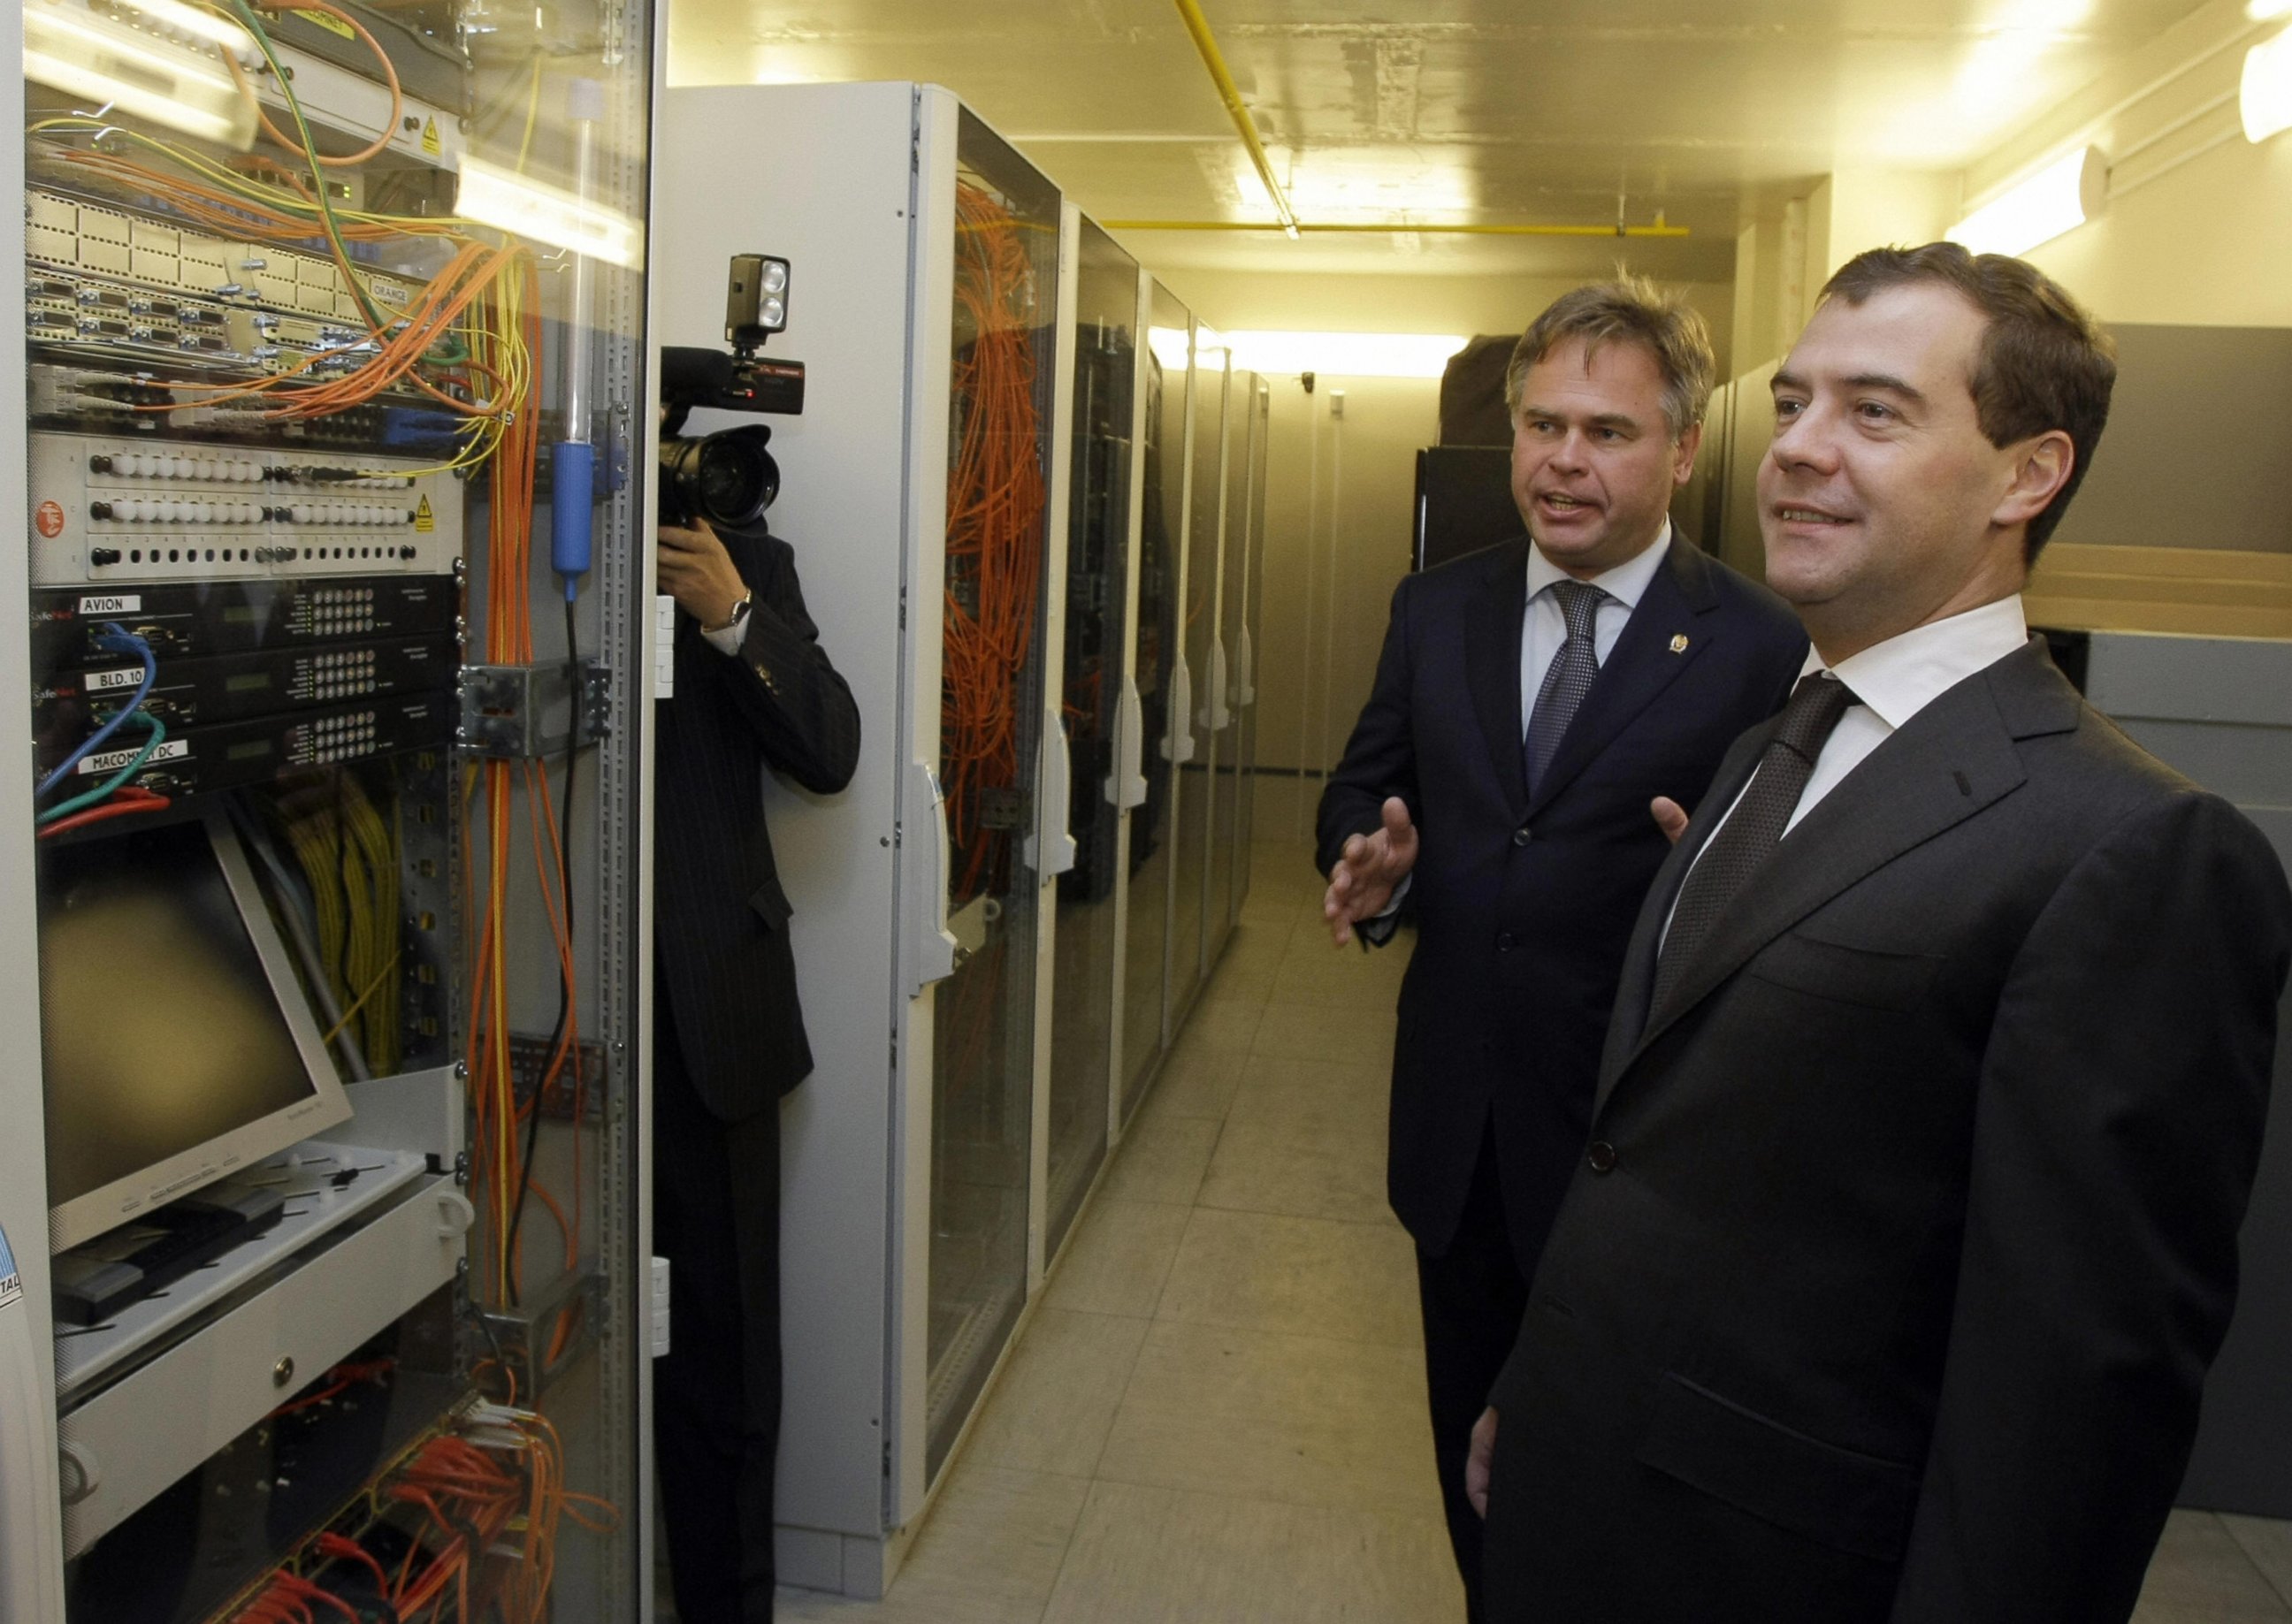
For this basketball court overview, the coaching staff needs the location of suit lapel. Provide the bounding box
[1597,719,1769,1078]
[1463,538,1532,813]
[1594,639,2075,1117]
[1528,537,1723,818]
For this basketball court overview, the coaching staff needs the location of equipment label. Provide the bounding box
[79,594,140,614]
[292,7,355,36]
[422,118,442,156]
[34,501,65,538]
[414,495,435,532]
[0,1222,19,1315]
[77,738,188,774]
[86,667,141,692]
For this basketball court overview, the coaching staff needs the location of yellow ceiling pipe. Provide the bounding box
[1105,219,1693,237]
[1171,0,1301,240]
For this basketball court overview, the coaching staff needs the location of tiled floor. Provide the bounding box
[767,841,2292,1623]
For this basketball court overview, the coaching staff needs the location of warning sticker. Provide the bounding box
[421,118,441,156]
[414,494,435,532]
[292,7,354,37]
[35,500,65,538]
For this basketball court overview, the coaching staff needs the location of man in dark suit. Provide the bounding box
[1473,245,2292,1623]
[1317,278,1807,1617]
[653,504,859,1622]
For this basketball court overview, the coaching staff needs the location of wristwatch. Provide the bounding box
[703,591,752,636]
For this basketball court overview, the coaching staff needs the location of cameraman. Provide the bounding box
[652,486,859,1620]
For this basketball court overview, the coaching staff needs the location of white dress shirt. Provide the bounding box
[1661,593,2030,943]
[1369,522,1675,926]
[1519,520,1674,739]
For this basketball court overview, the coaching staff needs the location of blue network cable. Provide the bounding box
[36,622,156,799]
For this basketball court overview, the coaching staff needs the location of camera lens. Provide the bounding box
[660,424,779,530]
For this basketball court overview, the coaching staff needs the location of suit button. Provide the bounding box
[1587,1140,1617,1174]
[1496,932,1517,952]
[1512,827,1532,847]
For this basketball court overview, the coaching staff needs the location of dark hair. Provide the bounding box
[1820,243,2116,560]
[1505,275,1715,438]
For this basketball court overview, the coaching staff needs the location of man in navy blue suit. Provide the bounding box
[1317,278,1806,1620]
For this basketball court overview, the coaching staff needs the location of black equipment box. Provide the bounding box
[32,575,458,665]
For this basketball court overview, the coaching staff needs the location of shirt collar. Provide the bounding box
[1801,594,2029,731]
[1525,519,1672,611]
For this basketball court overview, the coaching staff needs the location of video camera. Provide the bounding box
[658,255,804,531]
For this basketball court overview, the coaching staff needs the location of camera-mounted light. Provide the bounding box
[726,253,791,354]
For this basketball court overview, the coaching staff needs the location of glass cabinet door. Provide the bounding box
[1045,220,1137,1260]
[1208,369,1255,960]
[1168,331,1227,1022]
[20,0,657,1615]
[1121,288,1192,1121]
[1235,377,1272,901]
[925,108,1061,1480]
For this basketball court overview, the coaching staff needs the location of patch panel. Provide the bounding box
[27,187,409,323]
[29,430,462,584]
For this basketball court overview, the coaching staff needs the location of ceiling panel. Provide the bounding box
[665,0,2212,278]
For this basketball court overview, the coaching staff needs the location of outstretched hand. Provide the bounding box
[1652,796,1689,846]
[1324,797,1418,947]
[1467,1407,1498,1518]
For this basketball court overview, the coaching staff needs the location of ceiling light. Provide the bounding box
[2249,0,2292,22]
[1221,332,1469,379]
[23,0,258,148]
[2244,27,2292,141]
[455,155,644,269]
[1147,325,1192,370]
[1946,146,2106,257]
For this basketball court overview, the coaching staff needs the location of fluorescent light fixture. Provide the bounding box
[1147,325,1193,370]
[24,0,258,149]
[1221,331,1469,379]
[1946,146,2106,257]
[2244,26,2292,141]
[2250,0,2292,22]
[455,155,644,270]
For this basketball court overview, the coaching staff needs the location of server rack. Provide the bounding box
[1119,287,1194,1124]
[1043,214,1146,1265]
[654,81,1071,1595]
[1230,373,1271,919]
[3,1,664,1617]
[1206,369,1264,955]
[1166,328,1226,1024]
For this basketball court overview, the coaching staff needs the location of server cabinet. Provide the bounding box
[1231,374,1272,916]
[655,82,1069,1594]
[1043,217,1144,1264]
[1167,329,1226,1021]
[1119,290,1194,1122]
[5,2,662,1617]
[1206,369,1259,957]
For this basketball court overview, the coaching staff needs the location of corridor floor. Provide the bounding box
[768,841,2292,1624]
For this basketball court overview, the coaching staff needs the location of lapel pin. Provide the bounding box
[1669,634,1690,654]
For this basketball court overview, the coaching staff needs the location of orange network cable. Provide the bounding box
[942,179,1048,900]
[222,0,405,169]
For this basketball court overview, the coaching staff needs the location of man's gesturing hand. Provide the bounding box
[1651,796,1690,846]
[658,516,751,632]
[1467,1407,1498,1518]
[1324,796,1418,947]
